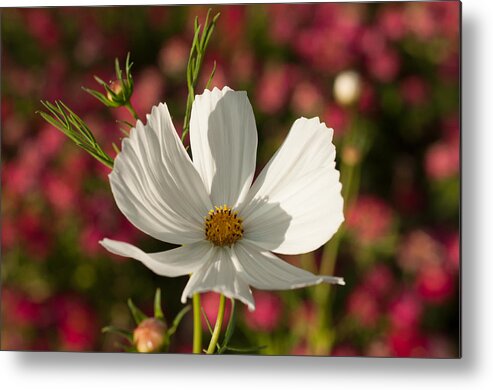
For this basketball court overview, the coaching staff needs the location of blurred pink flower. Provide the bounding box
[117,67,164,121]
[428,334,456,358]
[366,339,392,357]
[359,27,387,57]
[445,232,460,271]
[367,48,400,82]
[378,6,406,40]
[347,286,380,327]
[2,288,42,327]
[323,104,349,138]
[362,263,395,297]
[388,291,423,330]
[1,327,31,351]
[43,55,69,101]
[3,162,34,197]
[217,6,246,47]
[74,29,104,66]
[43,173,78,214]
[24,9,60,49]
[159,38,189,76]
[393,181,424,215]
[174,344,193,354]
[2,113,28,149]
[400,76,429,106]
[442,115,460,145]
[290,81,324,117]
[199,62,227,90]
[425,142,459,180]
[1,219,17,250]
[38,124,65,157]
[80,225,106,257]
[52,295,98,351]
[440,52,460,81]
[256,64,295,114]
[434,2,460,38]
[291,342,311,356]
[346,195,394,245]
[8,67,37,97]
[268,4,311,44]
[230,51,255,85]
[18,212,52,260]
[397,230,444,273]
[331,344,359,356]
[296,27,356,73]
[290,301,318,336]
[243,291,282,332]
[405,4,436,40]
[201,292,232,331]
[388,327,427,357]
[358,83,376,114]
[415,264,455,304]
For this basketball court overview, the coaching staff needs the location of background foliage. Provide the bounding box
[1,2,459,356]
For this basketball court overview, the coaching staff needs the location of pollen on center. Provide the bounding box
[204,205,244,247]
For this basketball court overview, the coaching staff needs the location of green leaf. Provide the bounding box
[112,142,120,154]
[218,298,236,354]
[127,298,148,325]
[37,100,114,169]
[101,326,133,343]
[201,306,214,336]
[154,288,164,319]
[167,305,192,338]
[205,61,217,90]
[182,9,220,143]
[225,345,267,354]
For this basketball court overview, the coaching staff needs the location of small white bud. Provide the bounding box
[333,70,362,107]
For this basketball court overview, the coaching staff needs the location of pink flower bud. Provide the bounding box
[133,318,167,353]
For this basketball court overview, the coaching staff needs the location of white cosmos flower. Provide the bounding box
[100,86,345,311]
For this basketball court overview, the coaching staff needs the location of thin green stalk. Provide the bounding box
[181,10,220,143]
[125,102,139,122]
[311,112,366,354]
[319,161,356,276]
[206,293,226,354]
[192,293,202,354]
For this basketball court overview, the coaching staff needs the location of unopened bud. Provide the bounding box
[333,70,362,107]
[133,318,167,353]
[107,80,123,102]
[342,145,361,166]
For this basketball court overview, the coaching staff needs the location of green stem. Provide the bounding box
[206,293,226,354]
[192,293,202,354]
[125,102,139,122]
[319,161,356,276]
[312,112,365,354]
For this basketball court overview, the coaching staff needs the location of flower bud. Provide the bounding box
[133,318,167,353]
[342,145,361,166]
[333,70,362,107]
[107,80,123,102]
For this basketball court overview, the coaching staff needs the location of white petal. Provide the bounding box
[181,247,255,310]
[110,103,212,245]
[189,87,258,208]
[239,117,344,254]
[100,238,212,277]
[231,241,345,290]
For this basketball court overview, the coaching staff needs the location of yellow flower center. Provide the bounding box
[204,205,243,247]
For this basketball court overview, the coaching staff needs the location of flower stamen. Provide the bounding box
[205,205,243,247]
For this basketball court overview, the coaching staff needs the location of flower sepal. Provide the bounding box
[82,53,134,109]
[102,288,192,353]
